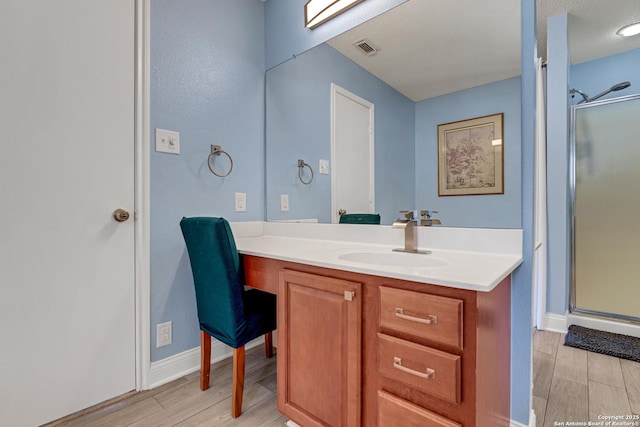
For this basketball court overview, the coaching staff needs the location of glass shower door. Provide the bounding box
[571,95,640,321]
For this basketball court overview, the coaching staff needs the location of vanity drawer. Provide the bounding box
[378,390,461,427]
[378,333,461,404]
[379,286,463,349]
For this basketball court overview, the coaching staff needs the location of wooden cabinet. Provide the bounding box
[378,391,461,427]
[378,333,461,405]
[242,255,511,427]
[277,269,362,427]
[379,286,463,349]
[375,281,511,427]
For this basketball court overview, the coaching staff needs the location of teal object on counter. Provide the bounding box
[339,213,381,224]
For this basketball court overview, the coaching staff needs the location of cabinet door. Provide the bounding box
[278,269,362,427]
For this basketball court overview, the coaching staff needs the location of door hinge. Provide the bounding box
[344,290,355,301]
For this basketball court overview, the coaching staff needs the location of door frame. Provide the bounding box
[330,83,375,224]
[134,0,151,390]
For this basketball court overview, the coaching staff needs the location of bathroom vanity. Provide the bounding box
[231,222,522,427]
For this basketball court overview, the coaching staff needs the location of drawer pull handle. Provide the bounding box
[395,308,437,325]
[393,357,435,379]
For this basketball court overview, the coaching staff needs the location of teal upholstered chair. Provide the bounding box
[339,213,381,225]
[180,217,276,418]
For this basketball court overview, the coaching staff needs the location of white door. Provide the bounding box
[0,1,136,426]
[331,84,375,223]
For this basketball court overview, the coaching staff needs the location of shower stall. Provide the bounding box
[570,93,640,323]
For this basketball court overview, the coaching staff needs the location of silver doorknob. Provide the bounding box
[113,209,130,222]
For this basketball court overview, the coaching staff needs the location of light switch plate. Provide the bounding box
[155,128,180,154]
[280,194,289,211]
[235,192,246,212]
[319,159,329,174]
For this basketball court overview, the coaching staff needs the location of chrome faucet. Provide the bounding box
[420,210,441,226]
[392,210,430,254]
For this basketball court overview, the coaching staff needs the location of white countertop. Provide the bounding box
[231,222,523,292]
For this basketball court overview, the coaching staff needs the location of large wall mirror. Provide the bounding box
[266,0,522,227]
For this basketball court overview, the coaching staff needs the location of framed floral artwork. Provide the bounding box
[437,113,504,196]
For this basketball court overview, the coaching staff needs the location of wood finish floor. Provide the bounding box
[48,329,640,427]
[48,345,285,427]
[533,329,640,427]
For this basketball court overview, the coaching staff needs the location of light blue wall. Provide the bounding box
[546,46,640,316]
[571,49,640,103]
[150,0,265,361]
[511,0,535,423]
[545,14,571,316]
[415,77,522,228]
[265,43,415,224]
[264,0,407,70]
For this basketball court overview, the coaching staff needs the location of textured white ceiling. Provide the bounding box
[537,0,640,64]
[327,0,521,102]
[326,0,639,102]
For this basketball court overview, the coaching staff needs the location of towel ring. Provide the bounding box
[297,159,314,185]
[208,145,233,177]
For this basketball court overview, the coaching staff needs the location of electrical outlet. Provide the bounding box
[280,194,289,211]
[235,192,246,212]
[157,321,172,347]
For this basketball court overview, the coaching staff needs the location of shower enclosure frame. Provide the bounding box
[569,93,640,323]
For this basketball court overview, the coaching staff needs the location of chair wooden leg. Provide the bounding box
[200,331,211,391]
[232,346,245,418]
[264,331,273,358]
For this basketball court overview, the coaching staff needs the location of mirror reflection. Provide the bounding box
[266,0,522,227]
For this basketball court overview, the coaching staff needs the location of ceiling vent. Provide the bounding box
[353,38,379,56]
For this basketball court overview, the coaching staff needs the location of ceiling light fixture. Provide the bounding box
[617,22,640,37]
[305,0,365,30]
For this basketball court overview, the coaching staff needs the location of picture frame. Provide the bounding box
[437,113,504,196]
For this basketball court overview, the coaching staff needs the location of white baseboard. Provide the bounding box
[148,336,264,389]
[540,311,640,338]
[567,313,640,338]
[542,312,568,333]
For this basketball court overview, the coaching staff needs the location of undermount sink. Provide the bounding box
[337,251,448,268]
